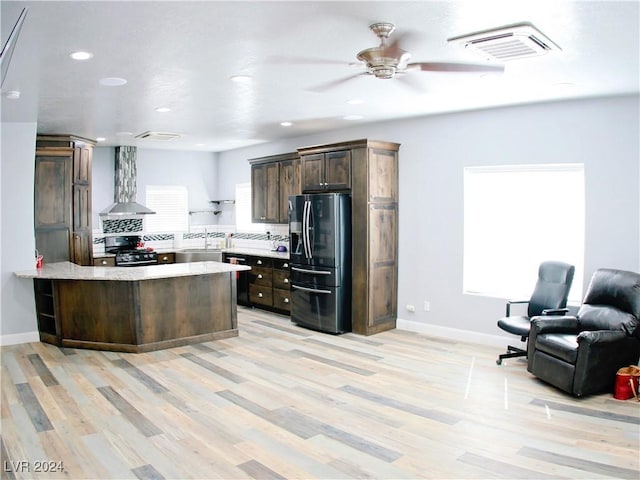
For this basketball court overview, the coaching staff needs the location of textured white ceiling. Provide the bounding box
[1,1,638,152]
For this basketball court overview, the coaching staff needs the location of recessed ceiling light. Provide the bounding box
[346,99,364,105]
[154,107,171,113]
[343,115,363,121]
[96,137,106,142]
[99,77,127,87]
[70,51,93,61]
[230,75,253,83]
[280,121,293,127]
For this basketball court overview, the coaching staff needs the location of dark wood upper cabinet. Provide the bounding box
[251,161,280,223]
[249,152,301,224]
[278,156,301,223]
[300,150,351,192]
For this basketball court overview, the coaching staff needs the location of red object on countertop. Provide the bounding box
[146,247,154,251]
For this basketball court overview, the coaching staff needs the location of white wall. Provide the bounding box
[217,95,640,338]
[0,122,39,344]
[92,147,219,228]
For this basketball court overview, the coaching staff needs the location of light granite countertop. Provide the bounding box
[222,248,290,260]
[15,261,250,281]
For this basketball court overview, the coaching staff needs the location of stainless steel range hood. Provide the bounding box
[100,146,155,216]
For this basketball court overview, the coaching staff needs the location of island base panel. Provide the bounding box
[50,273,237,352]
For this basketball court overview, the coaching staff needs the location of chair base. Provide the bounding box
[496,345,527,365]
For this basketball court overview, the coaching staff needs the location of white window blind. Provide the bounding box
[145,185,189,233]
[235,182,265,233]
[463,164,585,302]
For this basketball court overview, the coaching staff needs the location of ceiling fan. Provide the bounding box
[309,22,504,91]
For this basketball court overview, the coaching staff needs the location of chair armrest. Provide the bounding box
[530,316,579,334]
[506,300,529,317]
[541,308,569,316]
[577,329,629,345]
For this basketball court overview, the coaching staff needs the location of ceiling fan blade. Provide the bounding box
[266,55,354,66]
[407,62,504,73]
[307,73,367,93]
[395,73,427,93]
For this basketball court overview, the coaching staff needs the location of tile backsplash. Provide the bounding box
[93,219,289,256]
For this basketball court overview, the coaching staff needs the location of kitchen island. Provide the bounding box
[15,261,251,353]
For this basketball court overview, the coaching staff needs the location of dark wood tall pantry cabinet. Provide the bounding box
[34,135,95,265]
[297,139,400,335]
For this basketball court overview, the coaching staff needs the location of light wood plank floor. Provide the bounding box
[1,307,639,479]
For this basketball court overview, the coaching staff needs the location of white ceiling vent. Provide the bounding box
[448,22,561,62]
[135,131,182,141]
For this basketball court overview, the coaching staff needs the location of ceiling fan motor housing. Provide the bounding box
[357,46,412,78]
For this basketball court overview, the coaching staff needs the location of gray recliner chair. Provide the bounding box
[496,261,575,365]
[527,268,640,397]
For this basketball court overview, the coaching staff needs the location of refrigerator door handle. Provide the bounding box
[291,267,332,275]
[304,200,312,259]
[302,200,308,258]
[291,284,332,294]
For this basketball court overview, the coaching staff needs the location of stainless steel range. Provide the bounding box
[105,235,158,266]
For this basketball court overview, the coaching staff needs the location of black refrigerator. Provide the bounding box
[288,193,351,333]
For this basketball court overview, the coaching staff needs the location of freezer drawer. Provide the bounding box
[290,283,351,334]
[290,264,344,287]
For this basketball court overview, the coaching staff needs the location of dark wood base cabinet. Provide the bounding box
[34,274,238,353]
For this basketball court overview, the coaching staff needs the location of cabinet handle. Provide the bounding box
[257,260,262,265]
[258,292,263,298]
[283,263,289,268]
[162,256,168,261]
[257,274,263,279]
[284,278,289,283]
[283,298,289,303]
[260,216,266,220]
[101,260,108,265]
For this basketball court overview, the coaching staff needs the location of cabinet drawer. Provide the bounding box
[93,257,115,267]
[273,288,291,312]
[249,284,273,306]
[248,257,273,268]
[250,266,272,286]
[274,259,290,270]
[273,269,290,289]
[157,253,175,264]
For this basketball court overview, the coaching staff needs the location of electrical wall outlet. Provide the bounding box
[423,301,430,311]
[406,304,416,312]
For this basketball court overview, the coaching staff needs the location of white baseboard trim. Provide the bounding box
[0,324,510,350]
[396,318,510,348]
[0,331,40,347]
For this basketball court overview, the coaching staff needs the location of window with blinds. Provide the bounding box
[145,185,189,233]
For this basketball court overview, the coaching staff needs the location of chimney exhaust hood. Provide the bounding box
[100,146,155,216]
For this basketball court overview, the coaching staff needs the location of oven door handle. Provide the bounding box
[117,260,158,266]
[291,267,331,275]
[291,284,332,294]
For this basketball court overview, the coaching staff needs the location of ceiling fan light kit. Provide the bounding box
[447,22,561,62]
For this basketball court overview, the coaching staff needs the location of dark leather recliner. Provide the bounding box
[496,261,575,365]
[527,268,640,397]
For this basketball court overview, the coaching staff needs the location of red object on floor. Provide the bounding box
[614,366,640,400]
